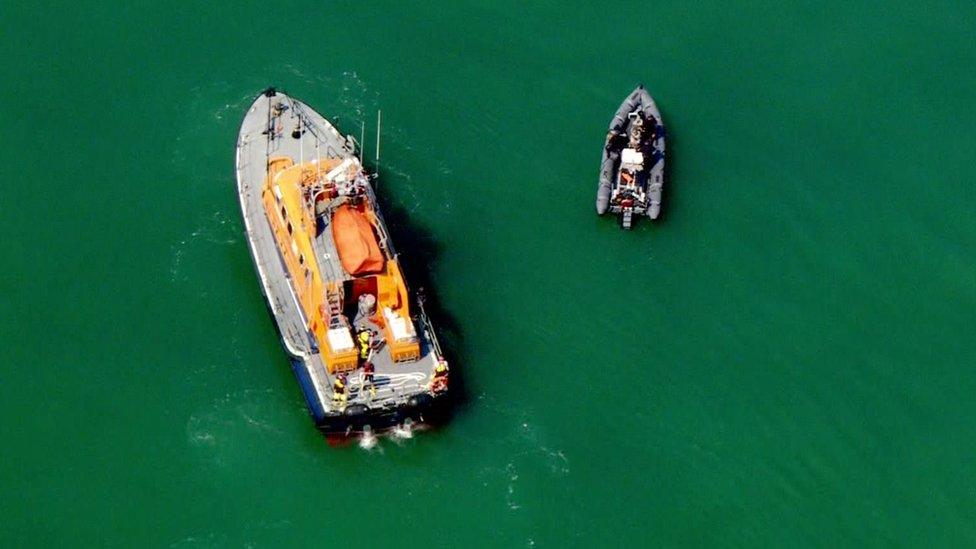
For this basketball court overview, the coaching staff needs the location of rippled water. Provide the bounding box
[2,0,975,545]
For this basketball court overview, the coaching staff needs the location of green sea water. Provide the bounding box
[2,1,976,546]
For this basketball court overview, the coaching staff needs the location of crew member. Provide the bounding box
[628,122,643,149]
[332,373,348,407]
[643,115,659,154]
[357,329,372,362]
[361,360,377,398]
[430,360,449,393]
[605,130,626,153]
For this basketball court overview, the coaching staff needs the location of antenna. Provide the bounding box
[375,110,382,166]
[360,120,366,163]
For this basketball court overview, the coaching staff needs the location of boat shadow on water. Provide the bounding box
[365,169,469,431]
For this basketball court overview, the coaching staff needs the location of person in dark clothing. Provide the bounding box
[605,130,627,154]
[430,360,449,393]
[361,361,376,398]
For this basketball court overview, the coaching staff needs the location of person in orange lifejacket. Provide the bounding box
[332,373,348,407]
[430,360,448,393]
[361,360,376,398]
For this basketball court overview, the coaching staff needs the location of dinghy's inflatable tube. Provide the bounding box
[609,87,659,134]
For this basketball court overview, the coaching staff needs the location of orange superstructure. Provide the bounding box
[260,155,420,374]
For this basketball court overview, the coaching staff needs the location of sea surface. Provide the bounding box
[2,1,975,546]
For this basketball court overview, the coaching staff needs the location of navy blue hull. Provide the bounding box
[289,357,448,435]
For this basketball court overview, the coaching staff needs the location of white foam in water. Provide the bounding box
[359,427,378,451]
[391,420,414,441]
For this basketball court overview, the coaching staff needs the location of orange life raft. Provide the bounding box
[332,205,385,276]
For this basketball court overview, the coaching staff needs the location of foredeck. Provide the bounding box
[236,90,440,417]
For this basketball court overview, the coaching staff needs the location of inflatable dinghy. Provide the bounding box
[596,85,666,228]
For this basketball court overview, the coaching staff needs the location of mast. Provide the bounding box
[375,110,382,167]
[360,120,366,163]
[299,107,304,167]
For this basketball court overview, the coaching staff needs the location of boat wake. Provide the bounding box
[358,427,380,451]
[391,419,415,441]
[169,210,239,283]
[354,420,420,451]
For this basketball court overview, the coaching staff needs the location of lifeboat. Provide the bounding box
[235,88,450,436]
